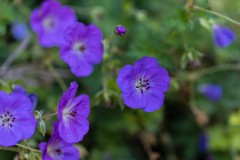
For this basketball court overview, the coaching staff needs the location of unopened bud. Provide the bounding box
[114,25,127,36]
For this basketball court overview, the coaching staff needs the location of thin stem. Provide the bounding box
[16,144,41,153]
[193,5,240,26]
[47,62,67,91]
[0,34,31,76]
[0,78,8,87]
[42,112,58,119]
[0,146,19,152]
[193,64,240,79]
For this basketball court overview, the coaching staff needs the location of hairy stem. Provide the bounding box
[193,5,240,26]
[16,144,41,153]
[0,146,19,152]
[42,112,58,119]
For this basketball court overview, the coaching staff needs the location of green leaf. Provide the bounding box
[39,119,46,137]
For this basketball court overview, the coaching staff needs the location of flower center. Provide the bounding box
[63,105,77,122]
[73,42,86,54]
[135,78,151,94]
[55,149,62,156]
[48,146,63,158]
[43,17,55,30]
[0,111,16,128]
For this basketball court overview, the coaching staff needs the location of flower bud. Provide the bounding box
[114,25,127,36]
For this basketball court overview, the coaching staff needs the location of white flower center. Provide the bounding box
[73,42,86,54]
[62,105,77,123]
[0,111,16,128]
[134,77,151,94]
[43,17,55,30]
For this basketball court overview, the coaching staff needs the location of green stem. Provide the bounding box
[0,78,8,87]
[42,112,58,119]
[47,62,67,91]
[16,144,41,153]
[193,5,240,26]
[193,64,240,79]
[0,146,19,152]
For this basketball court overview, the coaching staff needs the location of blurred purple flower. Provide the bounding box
[198,132,209,152]
[0,91,37,146]
[114,25,127,36]
[116,56,170,112]
[13,85,38,109]
[198,84,223,102]
[30,0,76,47]
[39,122,80,160]
[11,22,29,41]
[213,25,236,48]
[60,22,103,77]
[57,82,90,143]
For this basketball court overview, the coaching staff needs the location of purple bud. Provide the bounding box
[198,84,223,102]
[114,25,127,36]
[213,25,236,48]
[28,93,38,109]
[11,22,29,41]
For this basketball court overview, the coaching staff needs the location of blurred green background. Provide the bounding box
[1,0,240,160]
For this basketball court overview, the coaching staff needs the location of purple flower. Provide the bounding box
[198,132,209,152]
[57,82,90,143]
[114,25,127,36]
[11,22,29,41]
[116,56,170,112]
[213,25,236,48]
[13,85,38,109]
[0,91,37,146]
[30,0,76,47]
[198,84,223,102]
[39,122,80,160]
[60,22,103,77]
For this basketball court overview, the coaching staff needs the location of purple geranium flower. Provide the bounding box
[13,85,38,109]
[30,0,76,47]
[39,122,80,160]
[57,82,90,143]
[0,91,37,146]
[114,25,127,36]
[116,56,170,112]
[198,84,223,102]
[11,22,29,41]
[213,25,236,48]
[198,132,209,152]
[60,22,103,77]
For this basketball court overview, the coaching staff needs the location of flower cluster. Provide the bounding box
[28,1,171,159]
[0,91,37,146]
[30,0,103,77]
[117,56,170,112]
[39,82,90,160]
